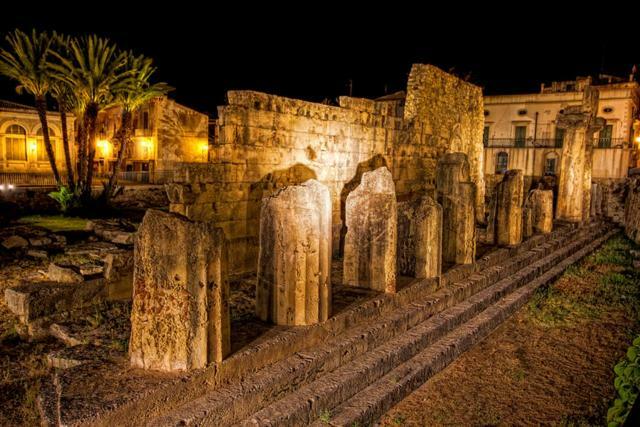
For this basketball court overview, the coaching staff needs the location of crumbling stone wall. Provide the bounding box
[168,64,484,275]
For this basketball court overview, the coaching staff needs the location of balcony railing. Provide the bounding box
[0,169,176,187]
[485,137,630,148]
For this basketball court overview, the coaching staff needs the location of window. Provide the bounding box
[483,126,490,146]
[496,152,508,174]
[554,127,565,148]
[514,126,527,147]
[545,157,557,175]
[5,124,27,161]
[143,111,149,130]
[36,127,55,162]
[598,124,613,148]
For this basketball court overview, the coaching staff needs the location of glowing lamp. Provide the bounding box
[97,140,110,157]
[636,136,640,144]
[29,141,37,151]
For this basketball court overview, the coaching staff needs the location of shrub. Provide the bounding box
[607,335,640,427]
[48,185,79,213]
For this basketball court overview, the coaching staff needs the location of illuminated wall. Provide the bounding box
[167,64,485,275]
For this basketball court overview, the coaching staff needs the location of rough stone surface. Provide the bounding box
[256,179,332,326]
[491,170,524,246]
[591,182,604,217]
[556,86,605,222]
[167,64,484,275]
[625,176,640,245]
[527,189,554,234]
[129,209,230,372]
[2,235,28,249]
[397,194,442,279]
[47,263,84,284]
[343,167,397,293]
[437,153,476,264]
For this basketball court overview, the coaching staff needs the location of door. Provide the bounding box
[598,124,612,148]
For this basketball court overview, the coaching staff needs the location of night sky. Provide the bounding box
[0,5,637,117]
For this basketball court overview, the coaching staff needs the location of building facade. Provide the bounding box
[483,76,640,194]
[0,96,208,185]
[0,100,75,184]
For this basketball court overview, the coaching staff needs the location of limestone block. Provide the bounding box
[129,209,230,372]
[527,189,554,234]
[48,263,84,284]
[441,182,476,264]
[591,182,603,217]
[256,179,332,326]
[343,167,397,293]
[397,195,442,279]
[522,207,533,239]
[435,152,470,197]
[495,170,524,246]
[2,235,28,249]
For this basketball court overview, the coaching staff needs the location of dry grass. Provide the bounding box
[380,234,640,426]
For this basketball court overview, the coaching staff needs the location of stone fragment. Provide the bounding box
[4,279,105,324]
[129,209,230,372]
[522,207,533,239]
[29,236,52,247]
[49,323,84,347]
[79,264,104,277]
[27,249,49,260]
[437,153,476,264]
[591,182,604,217]
[397,194,442,279]
[343,167,397,293]
[527,189,554,234]
[256,179,332,326]
[48,263,84,283]
[2,235,28,249]
[494,170,524,246]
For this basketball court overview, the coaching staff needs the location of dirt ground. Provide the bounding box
[380,235,640,426]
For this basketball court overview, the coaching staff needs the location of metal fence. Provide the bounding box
[486,137,630,149]
[0,169,176,187]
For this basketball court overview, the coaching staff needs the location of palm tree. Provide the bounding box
[50,34,129,200]
[0,29,62,186]
[103,53,170,200]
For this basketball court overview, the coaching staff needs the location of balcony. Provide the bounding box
[485,137,629,149]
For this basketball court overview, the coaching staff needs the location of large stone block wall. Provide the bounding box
[168,64,484,275]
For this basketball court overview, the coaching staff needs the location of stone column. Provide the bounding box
[256,180,332,326]
[437,153,476,264]
[494,170,524,246]
[556,86,605,222]
[527,188,554,234]
[591,182,603,217]
[129,209,230,372]
[344,167,397,293]
[397,194,442,279]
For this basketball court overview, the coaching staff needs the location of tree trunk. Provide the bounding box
[103,110,132,202]
[35,96,62,187]
[76,115,87,191]
[60,108,75,189]
[81,103,99,201]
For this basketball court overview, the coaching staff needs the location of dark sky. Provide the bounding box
[0,5,637,117]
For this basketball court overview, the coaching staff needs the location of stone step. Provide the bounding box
[147,223,603,426]
[239,225,612,427]
[320,227,616,427]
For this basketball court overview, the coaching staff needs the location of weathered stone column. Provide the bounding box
[397,194,442,279]
[344,167,397,293]
[256,180,332,326]
[527,188,554,234]
[556,86,605,222]
[437,153,476,264]
[493,170,524,246]
[591,182,603,217]
[129,209,230,372]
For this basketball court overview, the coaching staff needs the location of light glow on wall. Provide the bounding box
[97,140,111,157]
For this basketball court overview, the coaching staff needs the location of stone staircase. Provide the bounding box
[129,221,615,427]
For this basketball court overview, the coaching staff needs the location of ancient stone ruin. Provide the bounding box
[556,86,606,222]
[256,179,332,325]
[527,188,554,234]
[487,169,525,246]
[397,194,442,279]
[343,167,397,293]
[436,153,476,264]
[129,209,230,371]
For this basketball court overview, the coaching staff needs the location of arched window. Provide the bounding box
[496,151,508,174]
[5,124,27,161]
[36,127,56,162]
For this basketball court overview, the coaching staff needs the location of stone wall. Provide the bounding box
[168,64,485,275]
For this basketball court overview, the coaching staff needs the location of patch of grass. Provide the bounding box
[318,409,331,424]
[18,214,88,232]
[391,414,406,425]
